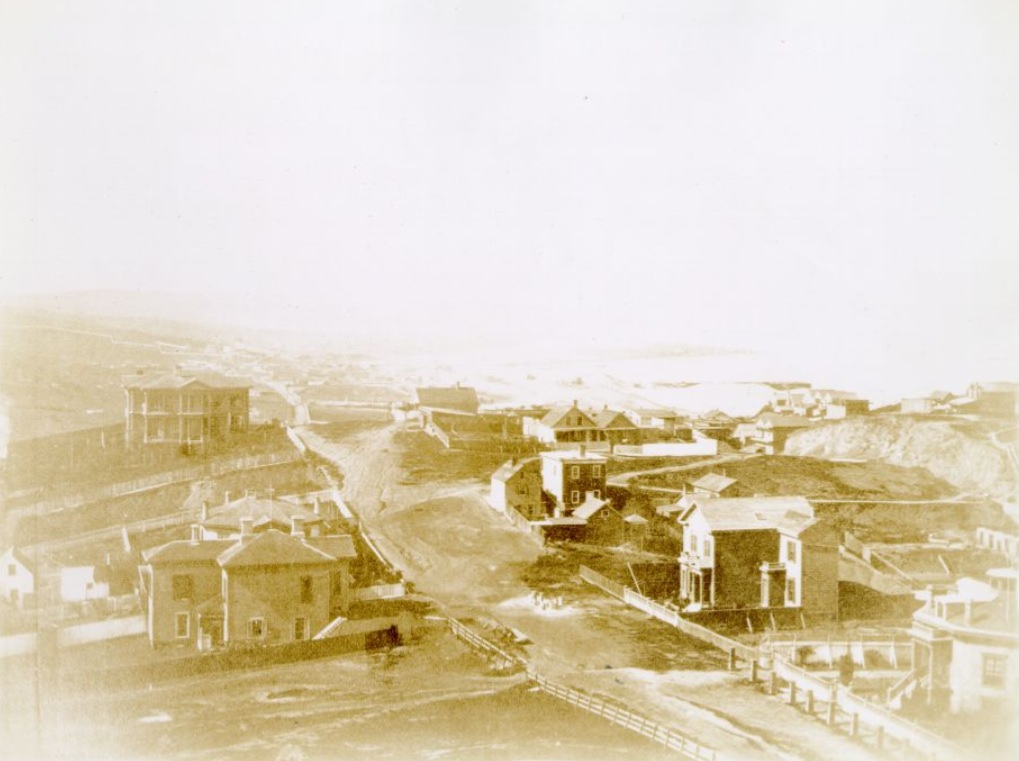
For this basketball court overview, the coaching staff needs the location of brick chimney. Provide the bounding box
[580,444,587,457]
[189,524,201,545]
[240,517,253,540]
[313,497,321,516]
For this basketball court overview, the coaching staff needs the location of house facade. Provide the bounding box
[752,413,812,454]
[524,402,609,449]
[540,449,607,514]
[910,570,1019,715]
[760,517,839,619]
[489,457,544,520]
[125,373,250,450]
[140,523,356,649]
[1,547,35,609]
[678,496,822,613]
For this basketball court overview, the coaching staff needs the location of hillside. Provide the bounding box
[785,415,1015,497]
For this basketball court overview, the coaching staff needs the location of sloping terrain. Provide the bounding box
[785,416,1015,497]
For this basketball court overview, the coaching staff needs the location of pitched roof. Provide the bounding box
[305,535,358,560]
[573,495,612,520]
[623,514,648,525]
[491,457,539,483]
[2,547,37,574]
[592,410,637,429]
[217,530,339,568]
[700,409,735,423]
[682,496,814,532]
[124,372,249,391]
[690,473,738,494]
[539,405,597,429]
[202,496,323,532]
[143,539,236,565]
[416,386,479,414]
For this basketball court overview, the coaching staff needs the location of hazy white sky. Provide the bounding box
[2,0,1017,376]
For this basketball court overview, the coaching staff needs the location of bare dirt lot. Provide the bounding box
[298,423,884,761]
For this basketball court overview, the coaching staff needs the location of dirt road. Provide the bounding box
[296,423,881,761]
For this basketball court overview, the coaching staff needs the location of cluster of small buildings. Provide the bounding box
[901,382,1018,418]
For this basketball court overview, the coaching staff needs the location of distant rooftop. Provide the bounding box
[124,371,249,391]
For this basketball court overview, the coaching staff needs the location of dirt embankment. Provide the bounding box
[785,416,1015,497]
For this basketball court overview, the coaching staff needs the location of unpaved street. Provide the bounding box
[297,423,881,761]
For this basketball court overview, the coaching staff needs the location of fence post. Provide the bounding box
[806,690,815,715]
[875,725,884,750]
[769,671,779,696]
[850,713,860,737]
[728,647,737,671]
[750,659,759,683]
[788,680,797,706]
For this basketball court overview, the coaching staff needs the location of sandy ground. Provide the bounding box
[297,423,884,761]
[1,625,675,761]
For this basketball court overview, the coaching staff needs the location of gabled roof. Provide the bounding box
[690,473,737,494]
[757,413,811,429]
[573,495,612,520]
[217,530,338,568]
[124,372,249,391]
[700,409,735,423]
[592,410,637,429]
[681,496,814,532]
[305,535,358,560]
[202,496,323,532]
[623,514,648,525]
[416,386,479,414]
[2,547,36,575]
[143,539,235,565]
[491,457,539,483]
[539,405,597,429]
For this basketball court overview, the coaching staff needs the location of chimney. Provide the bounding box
[240,517,253,540]
[224,491,232,505]
[572,399,578,408]
[201,501,209,522]
[580,444,587,457]
[291,516,306,538]
[190,524,201,545]
[313,497,321,516]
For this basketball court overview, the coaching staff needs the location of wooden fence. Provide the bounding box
[445,616,716,760]
[529,673,716,761]
[579,566,757,662]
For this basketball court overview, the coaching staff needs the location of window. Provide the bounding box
[593,464,602,477]
[786,540,798,564]
[785,577,798,606]
[294,617,309,641]
[247,617,266,639]
[300,576,314,604]
[7,564,16,577]
[703,538,712,559]
[172,575,194,600]
[175,612,190,639]
[691,535,699,555]
[571,466,580,479]
[593,490,601,499]
[570,490,581,504]
[983,654,1007,688]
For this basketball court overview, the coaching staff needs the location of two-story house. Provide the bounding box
[540,448,608,514]
[199,493,327,539]
[759,514,839,620]
[751,413,812,454]
[523,402,607,449]
[677,496,823,613]
[139,520,356,650]
[124,372,250,451]
[489,457,544,520]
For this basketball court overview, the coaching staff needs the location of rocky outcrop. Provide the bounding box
[786,416,1015,497]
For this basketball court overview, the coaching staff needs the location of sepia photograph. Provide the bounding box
[1,1,1017,760]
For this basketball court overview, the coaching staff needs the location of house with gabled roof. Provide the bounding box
[523,401,608,449]
[1,547,36,609]
[573,493,623,545]
[592,408,639,447]
[751,413,812,454]
[139,520,356,649]
[124,372,249,450]
[489,457,544,520]
[678,496,835,615]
